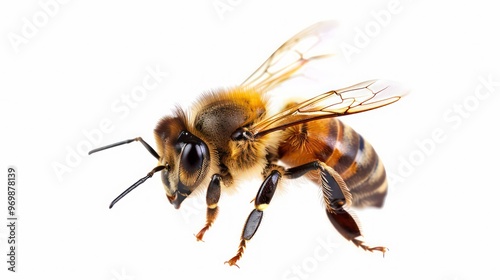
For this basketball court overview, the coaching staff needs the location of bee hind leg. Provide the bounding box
[320,165,387,255]
[286,161,387,255]
[195,174,222,241]
[326,208,387,255]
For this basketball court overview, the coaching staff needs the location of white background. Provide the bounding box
[1,1,500,280]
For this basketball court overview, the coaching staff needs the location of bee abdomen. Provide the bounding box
[279,118,388,208]
[322,119,388,208]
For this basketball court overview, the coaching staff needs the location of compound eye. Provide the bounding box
[181,143,204,175]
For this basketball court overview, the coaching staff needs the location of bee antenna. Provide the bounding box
[89,137,160,160]
[109,165,167,209]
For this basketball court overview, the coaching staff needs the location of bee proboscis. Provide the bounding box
[89,21,405,267]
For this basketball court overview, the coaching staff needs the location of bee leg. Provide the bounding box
[325,208,387,255]
[320,166,387,255]
[286,161,387,255]
[195,174,222,242]
[285,161,350,208]
[225,169,282,267]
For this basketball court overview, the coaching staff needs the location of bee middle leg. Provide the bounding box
[195,174,222,241]
[225,168,282,267]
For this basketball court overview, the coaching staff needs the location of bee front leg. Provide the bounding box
[195,174,222,241]
[225,169,282,267]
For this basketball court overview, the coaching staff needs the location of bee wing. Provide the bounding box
[251,80,405,138]
[241,21,338,92]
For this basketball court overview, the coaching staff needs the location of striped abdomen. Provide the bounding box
[278,118,388,208]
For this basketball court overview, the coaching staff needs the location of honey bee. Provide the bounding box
[89,21,404,267]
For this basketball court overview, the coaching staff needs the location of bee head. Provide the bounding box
[89,107,212,210]
[155,111,211,209]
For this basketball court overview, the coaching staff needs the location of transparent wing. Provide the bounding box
[251,80,406,138]
[241,21,338,92]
